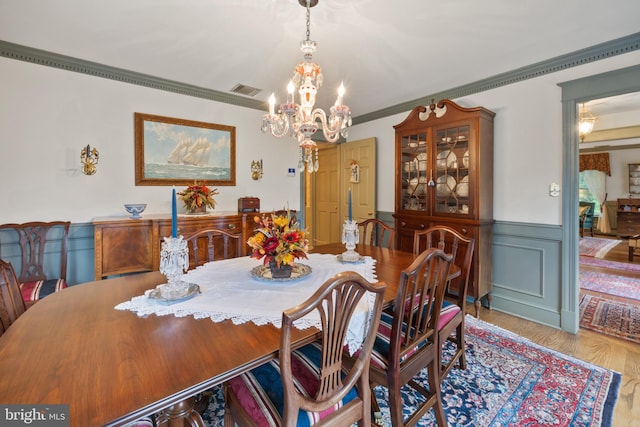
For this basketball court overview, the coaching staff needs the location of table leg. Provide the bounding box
[155,396,205,427]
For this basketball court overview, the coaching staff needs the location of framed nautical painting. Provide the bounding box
[134,112,236,186]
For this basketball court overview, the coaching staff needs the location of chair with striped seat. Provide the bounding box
[364,247,453,427]
[223,271,386,427]
[413,225,475,380]
[0,221,70,307]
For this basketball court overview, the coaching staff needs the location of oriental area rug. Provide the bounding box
[201,316,620,427]
[579,270,640,301]
[579,256,640,273]
[580,294,640,345]
[579,237,621,258]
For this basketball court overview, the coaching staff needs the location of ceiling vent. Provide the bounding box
[230,83,261,97]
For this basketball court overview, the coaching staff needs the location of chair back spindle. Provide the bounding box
[0,260,27,336]
[183,228,242,269]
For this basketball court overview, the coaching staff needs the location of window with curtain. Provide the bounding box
[579,172,602,216]
[579,152,611,228]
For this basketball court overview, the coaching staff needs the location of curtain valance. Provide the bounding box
[579,153,611,176]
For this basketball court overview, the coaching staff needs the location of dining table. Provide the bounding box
[0,242,457,426]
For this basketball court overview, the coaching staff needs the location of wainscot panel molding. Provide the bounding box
[10,217,568,328]
[491,221,564,329]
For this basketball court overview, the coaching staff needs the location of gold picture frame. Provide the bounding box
[134,112,236,186]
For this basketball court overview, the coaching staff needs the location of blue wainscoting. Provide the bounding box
[377,213,566,330]
[0,223,96,286]
[491,221,564,329]
[2,218,568,331]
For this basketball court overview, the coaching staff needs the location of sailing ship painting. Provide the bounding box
[167,137,212,166]
[135,113,236,186]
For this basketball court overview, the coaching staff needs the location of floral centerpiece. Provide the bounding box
[178,181,218,213]
[247,211,309,277]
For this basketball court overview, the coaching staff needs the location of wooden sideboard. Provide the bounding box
[616,198,640,237]
[93,212,259,280]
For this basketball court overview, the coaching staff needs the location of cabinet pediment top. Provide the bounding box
[393,99,495,129]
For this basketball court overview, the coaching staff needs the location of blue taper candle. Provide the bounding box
[348,188,352,222]
[171,186,177,238]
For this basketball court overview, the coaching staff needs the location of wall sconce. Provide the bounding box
[80,145,99,175]
[251,159,263,180]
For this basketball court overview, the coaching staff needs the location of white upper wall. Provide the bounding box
[1,49,640,225]
[348,50,640,225]
[0,57,300,223]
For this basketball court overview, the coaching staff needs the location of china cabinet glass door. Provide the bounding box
[432,125,471,216]
[399,132,428,212]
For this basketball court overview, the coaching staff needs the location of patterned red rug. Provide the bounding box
[580,294,640,344]
[580,270,640,301]
[580,256,640,273]
[579,237,621,258]
[202,315,620,427]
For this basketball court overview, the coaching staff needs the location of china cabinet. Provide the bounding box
[394,100,494,316]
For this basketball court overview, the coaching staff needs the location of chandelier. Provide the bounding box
[261,0,352,173]
[578,103,597,142]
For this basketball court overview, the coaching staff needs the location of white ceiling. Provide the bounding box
[1,0,639,118]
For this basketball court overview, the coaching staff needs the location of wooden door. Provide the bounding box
[311,138,376,246]
[312,144,340,245]
[341,138,377,224]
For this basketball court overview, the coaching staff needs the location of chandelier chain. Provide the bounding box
[305,1,311,42]
[262,0,351,173]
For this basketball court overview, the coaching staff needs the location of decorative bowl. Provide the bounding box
[124,203,147,219]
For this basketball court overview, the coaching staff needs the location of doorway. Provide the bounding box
[560,64,640,333]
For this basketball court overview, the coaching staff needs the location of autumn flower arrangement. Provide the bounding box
[247,211,309,267]
[177,181,219,211]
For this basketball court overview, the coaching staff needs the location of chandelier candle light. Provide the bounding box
[261,0,352,173]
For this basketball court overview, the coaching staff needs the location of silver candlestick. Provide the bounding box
[341,219,361,262]
[159,236,190,299]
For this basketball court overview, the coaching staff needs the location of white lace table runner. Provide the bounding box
[115,253,377,353]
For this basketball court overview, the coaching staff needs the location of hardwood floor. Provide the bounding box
[473,233,639,426]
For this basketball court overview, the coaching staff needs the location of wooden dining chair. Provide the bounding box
[363,247,452,426]
[0,259,27,337]
[0,221,70,307]
[413,225,475,380]
[223,272,386,427]
[183,228,242,269]
[358,218,396,249]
